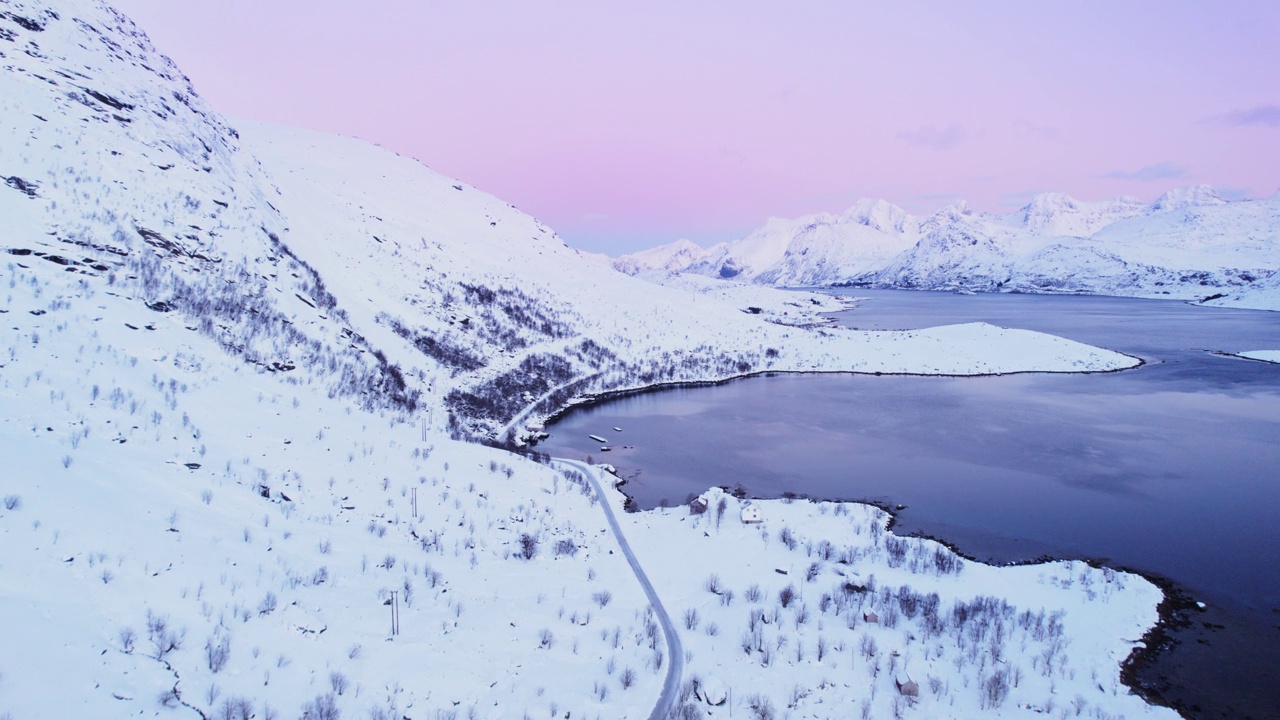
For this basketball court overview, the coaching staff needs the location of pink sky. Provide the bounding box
[111,0,1280,254]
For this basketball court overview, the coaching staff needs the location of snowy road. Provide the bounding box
[498,371,601,444]
[554,459,684,720]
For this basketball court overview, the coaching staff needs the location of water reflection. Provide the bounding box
[543,290,1280,615]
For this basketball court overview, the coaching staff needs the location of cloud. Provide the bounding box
[1013,119,1059,140]
[1103,162,1188,182]
[1206,104,1280,127]
[896,124,968,151]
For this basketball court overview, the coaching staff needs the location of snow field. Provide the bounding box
[1237,350,1280,364]
[614,485,1178,720]
[0,271,669,719]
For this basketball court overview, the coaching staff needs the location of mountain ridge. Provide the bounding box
[614,186,1280,310]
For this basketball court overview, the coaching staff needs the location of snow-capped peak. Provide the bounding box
[612,238,715,275]
[839,198,913,234]
[1151,184,1228,212]
[1019,192,1081,232]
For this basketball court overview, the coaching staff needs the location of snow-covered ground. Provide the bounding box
[606,476,1178,719]
[615,189,1280,311]
[1234,350,1280,364]
[0,1,1181,718]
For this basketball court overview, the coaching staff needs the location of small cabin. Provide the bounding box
[895,677,919,697]
[863,610,879,624]
[740,503,763,524]
[689,498,708,515]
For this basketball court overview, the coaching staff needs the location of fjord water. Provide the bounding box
[542,289,1280,718]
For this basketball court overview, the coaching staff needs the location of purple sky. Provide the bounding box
[111,0,1280,254]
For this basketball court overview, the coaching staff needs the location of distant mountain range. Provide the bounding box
[613,187,1280,310]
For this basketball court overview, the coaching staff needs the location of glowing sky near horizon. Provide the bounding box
[110,0,1280,254]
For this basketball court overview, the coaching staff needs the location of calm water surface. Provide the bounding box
[542,289,1280,718]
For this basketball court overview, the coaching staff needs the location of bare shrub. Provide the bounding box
[118,627,136,654]
[157,687,180,708]
[329,671,349,695]
[146,611,183,660]
[747,694,776,720]
[216,696,253,720]
[982,669,1010,710]
[205,633,230,673]
[703,574,723,595]
[258,592,278,616]
[300,693,340,720]
[683,608,699,630]
[519,533,539,560]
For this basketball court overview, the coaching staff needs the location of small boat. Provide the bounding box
[600,446,612,452]
[613,427,623,432]
[589,434,607,443]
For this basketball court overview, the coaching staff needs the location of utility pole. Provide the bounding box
[411,487,418,519]
[388,590,400,636]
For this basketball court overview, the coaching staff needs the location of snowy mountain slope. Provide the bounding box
[995,192,1147,237]
[0,0,418,413]
[611,238,721,276]
[638,187,1280,308]
[237,120,1143,442]
[1,1,1180,718]
[676,200,921,286]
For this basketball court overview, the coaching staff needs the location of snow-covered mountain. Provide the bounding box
[1,1,1180,718]
[611,238,722,276]
[630,189,1280,310]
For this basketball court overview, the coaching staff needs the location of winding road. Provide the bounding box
[553,458,684,720]
[498,372,602,445]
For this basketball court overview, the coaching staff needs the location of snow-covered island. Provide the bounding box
[0,0,1180,718]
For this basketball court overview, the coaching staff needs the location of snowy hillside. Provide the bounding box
[1,1,1180,718]
[611,238,722,276]
[629,189,1280,310]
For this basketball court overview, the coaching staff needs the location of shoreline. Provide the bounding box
[509,344,1188,714]
[526,352,1145,439]
[596,471,1193,719]
[520,350,1192,718]
[1209,349,1280,365]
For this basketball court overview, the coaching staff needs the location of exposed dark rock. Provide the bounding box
[2,11,47,32]
[4,175,39,197]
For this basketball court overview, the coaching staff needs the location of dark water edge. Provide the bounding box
[544,376,1280,720]
[538,289,1280,720]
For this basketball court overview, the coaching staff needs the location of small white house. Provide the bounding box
[740,503,763,524]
